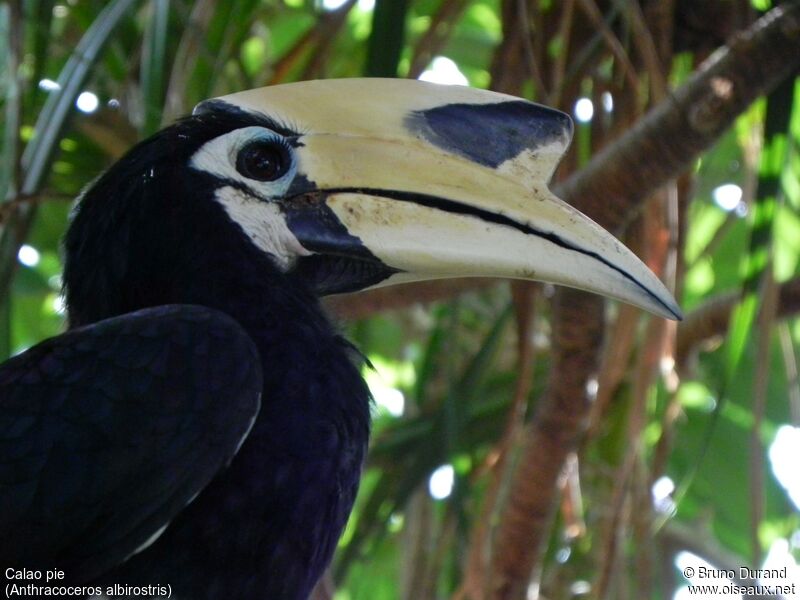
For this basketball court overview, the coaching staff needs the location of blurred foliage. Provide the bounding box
[1,1,799,599]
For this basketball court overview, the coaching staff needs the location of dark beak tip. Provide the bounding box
[652,294,683,321]
[670,304,685,321]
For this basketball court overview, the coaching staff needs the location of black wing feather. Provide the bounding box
[0,305,262,582]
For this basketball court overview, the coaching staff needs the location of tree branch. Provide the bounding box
[676,276,800,370]
[324,278,497,320]
[564,4,800,233]
[488,5,800,599]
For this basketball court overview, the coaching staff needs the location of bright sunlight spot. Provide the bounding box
[712,183,743,212]
[585,377,599,400]
[362,357,413,418]
[428,464,455,500]
[601,91,614,113]
[51,294,66,315]
[651,475,676,515]
[322,0,373,10]
[555,547,571,563]
[574,97,594,123]
[17,245,40,268]
[76,91,100,114]
[769,425,800,510]
[419,56,469,86]
[374,386,405,417]
[762,538,800,589]
[570,581,591,595]
[38,78,61,92]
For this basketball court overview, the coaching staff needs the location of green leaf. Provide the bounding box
[365,0,409,76]
[141,0,170,135]
[20,0,140,195]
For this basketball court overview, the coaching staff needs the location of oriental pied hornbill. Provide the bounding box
[0,79,681,599]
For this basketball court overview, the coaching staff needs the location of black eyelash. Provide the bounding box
[194,100,304,137]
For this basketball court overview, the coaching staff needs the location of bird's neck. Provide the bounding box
[181,271,372,598]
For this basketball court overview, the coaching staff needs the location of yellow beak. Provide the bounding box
[200,79,681,320]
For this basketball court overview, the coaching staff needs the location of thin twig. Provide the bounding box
[518,0,548,98]
[76,111,138,159]
[4,0,23,200]
[163,0,217,122]
[402,487,435,600]
[685,211,739,272]
[587,303,640,435]
[617,0,668,101]
[408,0,469,79]
[456,283,539,600]
[676,277,800,371]
[268,25,319,85]
[548,0,575,106]
[575,0,639,93]
[593,449,633,600]
[301,0,358,80]
[326,279,497,320]
[0,193,73,225]
[750,265,778,564]
[778,323,800,424]
[488,0,528,96]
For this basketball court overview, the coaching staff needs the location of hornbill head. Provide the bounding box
[65,79,681,323]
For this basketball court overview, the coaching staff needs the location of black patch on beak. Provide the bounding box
[282,194,397,295]
[405,101,572,168]
[282,194,372,257]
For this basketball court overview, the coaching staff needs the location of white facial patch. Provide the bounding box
[214,186,311,270]
[190,126,310,270]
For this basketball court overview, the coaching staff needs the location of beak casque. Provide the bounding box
[199,79,682,320]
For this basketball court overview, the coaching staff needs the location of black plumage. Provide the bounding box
[1,107,371,599]
[0,306,261,582]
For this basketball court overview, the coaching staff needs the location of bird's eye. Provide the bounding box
[236,140,290,182]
